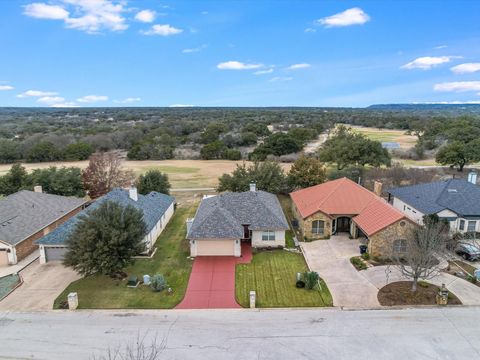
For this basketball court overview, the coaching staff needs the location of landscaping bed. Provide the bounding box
[378,281,461,306]
[53,205,196,309]
[235,249,332,308]
[350,256,368,271]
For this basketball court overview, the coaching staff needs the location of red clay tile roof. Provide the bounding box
[352,198,406,236]
[290,177,409,236]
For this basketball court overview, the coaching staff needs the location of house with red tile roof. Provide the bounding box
[290,177,416,258]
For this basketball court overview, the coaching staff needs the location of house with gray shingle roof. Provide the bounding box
[388,172,480,233]
[186,184,289,257]
[36,187,175,264]
[0,188,87,266]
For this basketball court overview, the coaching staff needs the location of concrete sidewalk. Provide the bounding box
[0,250,39,278]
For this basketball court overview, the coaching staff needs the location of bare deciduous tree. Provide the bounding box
[388,220,450,292]
[82,151,134,199]
[92,333,166,360]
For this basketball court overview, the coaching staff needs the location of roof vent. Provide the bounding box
[447,189,457,193]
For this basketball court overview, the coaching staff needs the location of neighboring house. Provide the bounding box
[290,177,416,258]
[186,184,289,257]
[388,172,480,234]
[36,187,175,264]
[0,188,86,266]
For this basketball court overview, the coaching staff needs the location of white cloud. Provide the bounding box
[287,63,311,70]
[17,89,58,98]
[169,104,194,107]
[451,63,480,74]
[182,44,207,53]
[201,11,208,15]
[269,76,293,82]
[401,56,456,70]
[304,27,316,33]
[0,85,14,91]
[254,68,274,75]
[24,0,128,34]
[37,96,65,104]
[317,7,370,28]
[142,24,183,36]
[217,61,263,70]
[434,45,448,49]
[76,95,108,103]
[23,3,69,20]
[114,97,141,104]
[135,9,155,23]
[434,81,480,92]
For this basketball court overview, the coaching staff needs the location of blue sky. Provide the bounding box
[1,0,480,107]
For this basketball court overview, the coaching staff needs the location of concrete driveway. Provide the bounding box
[0,260,80,311]
[301,236,380,308]
[176,244,252,309]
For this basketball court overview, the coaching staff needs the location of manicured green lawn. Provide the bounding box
[235,250,332,308]
[54,205,197,309]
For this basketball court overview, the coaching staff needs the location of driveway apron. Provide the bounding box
[176,243,252,309]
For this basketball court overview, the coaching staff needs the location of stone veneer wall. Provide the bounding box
[367,219,415,258]
[291,202,331,240]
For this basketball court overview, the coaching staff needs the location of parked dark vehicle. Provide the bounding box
[455,243,480,261]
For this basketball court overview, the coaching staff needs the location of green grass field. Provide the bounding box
[235,250,332,308]
[53,205,197,309]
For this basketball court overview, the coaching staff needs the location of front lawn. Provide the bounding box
[54,205,196,309]
[235,250,332,308]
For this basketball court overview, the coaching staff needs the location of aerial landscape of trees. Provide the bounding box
[0,106,479,170]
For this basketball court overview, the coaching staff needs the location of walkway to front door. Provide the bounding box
[176,243,252,309]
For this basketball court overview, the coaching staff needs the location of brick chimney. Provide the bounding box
[249,182,256,192]
[34,185,43,193]
[373,181,383,197]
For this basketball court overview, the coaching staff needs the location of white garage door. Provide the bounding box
[45,247,67,262]
[196,240,235,256]
[0,249,8,266]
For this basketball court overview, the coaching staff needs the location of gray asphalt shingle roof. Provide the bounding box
[187,190,289,240]
[388,179,480,217]
[0,191,86,246]
[37,189,175,246]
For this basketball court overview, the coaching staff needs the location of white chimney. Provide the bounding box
[129,186,138,201]
[34,185,42,193]
[468,171,478,185]
[249,182,256,192]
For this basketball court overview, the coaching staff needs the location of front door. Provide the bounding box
[0,249,8,267]
[336,217,351,233]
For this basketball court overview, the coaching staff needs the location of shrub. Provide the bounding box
[304,271,319,290]
[361,252,370,261]
[350,257,367,271]
[150,274,168,292]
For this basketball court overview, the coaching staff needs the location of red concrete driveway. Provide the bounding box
[176,244,252,309]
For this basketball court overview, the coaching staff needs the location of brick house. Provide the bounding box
[0,188,86,266]
[290,177,416,258]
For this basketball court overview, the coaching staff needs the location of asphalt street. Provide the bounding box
[1,307,480,359]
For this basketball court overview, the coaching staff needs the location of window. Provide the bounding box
[311,220,325,235]
[467,221,477,232]
[262,230,276,241]
[393,239,407,253]
[459,220,465,231]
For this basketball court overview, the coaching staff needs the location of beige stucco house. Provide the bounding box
[186,184,289,257]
